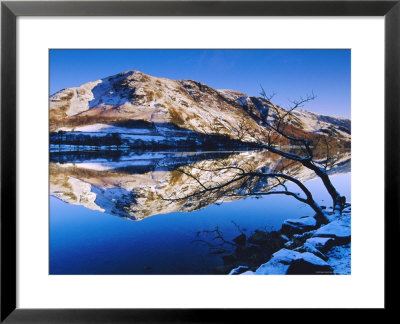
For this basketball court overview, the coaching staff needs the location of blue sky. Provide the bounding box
[50,49,350,118]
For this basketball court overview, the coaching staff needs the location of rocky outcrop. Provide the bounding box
[303,237,335,254]
[252,249,333,275]
[236,210,351,275]
[286,253,333,275]
[312,217,351,245]
[280,216,318,236]
[294,242,329,261]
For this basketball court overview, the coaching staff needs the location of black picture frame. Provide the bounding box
[1,0,398,322]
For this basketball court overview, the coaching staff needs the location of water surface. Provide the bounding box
[49,149,351,274]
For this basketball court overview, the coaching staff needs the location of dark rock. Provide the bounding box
[214,265,236,274]
[249,253,266,265]
[287,258,333,275]
[211,249,227,255]
[232,233,247,246]
[235,245,259,259]
[248,230,270,245]
[305,237,335,254]
[284,232,312,249]
[222,254,237,265]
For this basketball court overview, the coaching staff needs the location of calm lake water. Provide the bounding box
[49,150,351,274]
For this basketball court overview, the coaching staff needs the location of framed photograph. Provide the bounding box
[1,0,398,321]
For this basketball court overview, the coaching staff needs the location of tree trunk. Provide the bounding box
[301,159,345,213]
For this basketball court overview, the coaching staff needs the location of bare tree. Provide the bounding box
[162,90,348,225]
[162,154,332,225]
[240,89,347,216]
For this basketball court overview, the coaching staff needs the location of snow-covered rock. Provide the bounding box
[284,241,296,249]
[292,230,316,242]
[228,266,250,275]
[253,248,332,275]
[286,252,333,275]
[294,242,329,261]
[313,215,351,245]
[234,209,351,276]
[280,235,290,242]
[281,216,318,236]
[304,237,335,254]
[255,249,300,275]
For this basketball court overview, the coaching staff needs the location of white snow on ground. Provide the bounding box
[73,124,110,132]
[102,127,152,134]
[59,124,151,133]
[305,237,334,251]
[295,242,329,261]
[292,109,351,140]
[68,81,102,115]
[236,210,351,275]
[50,80,102,116]
[52,130,189,144]
[88,71,136,108]
[50,71,137,119]
[283,216,317,227]
[313,214,351,239]
[119,134,166,142]
[251,248,332,275]
[254,249,300,275]
[326,244,351,274]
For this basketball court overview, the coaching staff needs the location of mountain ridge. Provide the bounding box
[50,70,351,145]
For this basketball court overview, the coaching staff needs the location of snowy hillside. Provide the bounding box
[50,70,351,145]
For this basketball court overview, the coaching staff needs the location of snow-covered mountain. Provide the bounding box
[50,70,351,145]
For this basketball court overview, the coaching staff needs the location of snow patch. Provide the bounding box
[326,244,351,275]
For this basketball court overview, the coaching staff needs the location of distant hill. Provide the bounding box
[49,70,351,147]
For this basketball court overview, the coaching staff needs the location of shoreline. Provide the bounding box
[228,205,351,275]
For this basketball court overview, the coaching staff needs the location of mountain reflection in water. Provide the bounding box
[49,149,351,274]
